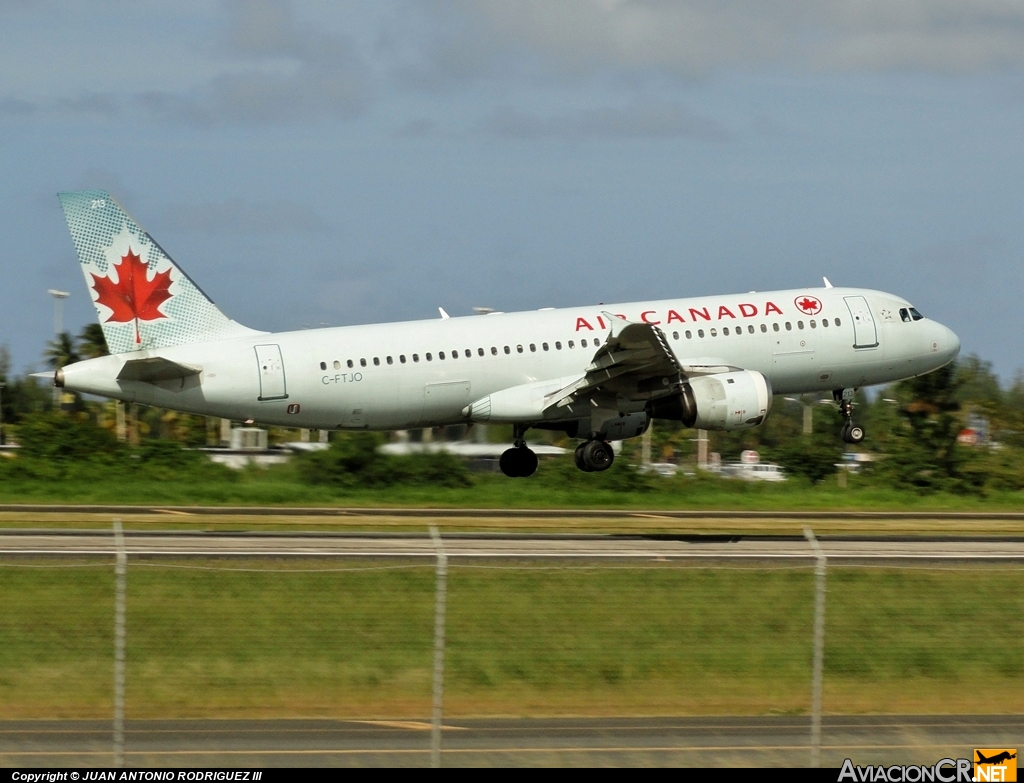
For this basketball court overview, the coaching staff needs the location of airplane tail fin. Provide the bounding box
[57,190,260,354]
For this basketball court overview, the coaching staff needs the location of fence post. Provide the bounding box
[429,525,448,769]
[113,518,127,768]
[803,527,826,768]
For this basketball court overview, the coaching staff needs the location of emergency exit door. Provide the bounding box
[843,296,879,349]
[255,344,288,400]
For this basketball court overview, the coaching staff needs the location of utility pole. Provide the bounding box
[47,289,70,408]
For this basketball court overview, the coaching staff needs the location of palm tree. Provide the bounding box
[78,323,109,358]
[45,332,81,369]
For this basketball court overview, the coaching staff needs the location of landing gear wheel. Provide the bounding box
[841,423,865,444]
[835,389,864,445]
[580,439,615,472]
[574,442,593,472]
[500,446,538,477]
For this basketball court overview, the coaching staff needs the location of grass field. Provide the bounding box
[2,559,1021,718]
[1,468,1023,512]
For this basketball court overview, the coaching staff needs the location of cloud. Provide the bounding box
[482,103,729,140]
[445,1,1024,76]
[0,1,370,125]
[161,199,330,234]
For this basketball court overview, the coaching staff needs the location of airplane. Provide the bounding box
[976,752,1016,765]
[48,190,961,477]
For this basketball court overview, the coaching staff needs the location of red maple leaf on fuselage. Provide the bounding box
[91,248,173,344]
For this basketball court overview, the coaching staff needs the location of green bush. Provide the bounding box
[298,433,473,489]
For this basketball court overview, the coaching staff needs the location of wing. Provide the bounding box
[544,312,737,414]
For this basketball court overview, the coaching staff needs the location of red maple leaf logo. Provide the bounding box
[91,248,173,344]
[795,296,822,315]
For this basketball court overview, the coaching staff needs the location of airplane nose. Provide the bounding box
[938,324,960,362]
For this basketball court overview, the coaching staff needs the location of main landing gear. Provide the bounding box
[574,439,615,473]
[834,388,865,445]
[500,424,538,478]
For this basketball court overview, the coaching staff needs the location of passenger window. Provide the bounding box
[478,348,484,356]
[347,359,354,368]
[593,338,600,346]
[517,345,524,353]
[685,330,692,339]
[698,329,705,338]
[672,331,679,340]
[810,320,816,328]
[491,347,497,355]
[581,339,588,348]
[723,327,730,336]
[400,355,407,364]
[333,360,341,370]
[773,323,779,332]
[797,321,804,330]
[785,322,792,331]
[387,356,393,365]
[760,324,767,333]
[529,344,536,352]
[413,354,419,362]
[822,319,829,328]
[834,318,841,327]
[360,358,367,367]
[710,328,717,337]
[736,329,742,337]
[438,351,445,360]
[319,361,326,370]
[555,341,562,350]
[568,340,575,348]
[426,353,432,361]
[466,349,472,358]
[504,346,511,354]
[373,357,380,366]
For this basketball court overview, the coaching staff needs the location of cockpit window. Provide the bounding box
[908,307,924,321]
[899,308,911,323]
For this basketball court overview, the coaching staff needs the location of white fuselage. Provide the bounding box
[58,286,960,431]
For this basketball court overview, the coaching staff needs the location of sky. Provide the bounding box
[2,0,1023,382]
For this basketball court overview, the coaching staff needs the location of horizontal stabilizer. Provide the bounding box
[116,356,200,383]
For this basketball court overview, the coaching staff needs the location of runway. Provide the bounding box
[1,529,1023,560]
[1,715,1018,767]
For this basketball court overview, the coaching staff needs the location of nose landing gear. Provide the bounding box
[499,424,538,477]
[834,389,865,444]
[574,439,615,472]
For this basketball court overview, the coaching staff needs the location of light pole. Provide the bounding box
[47,289,70,336]
[784,396,833,435]
[47,289,70,407]
[0,381,5,445]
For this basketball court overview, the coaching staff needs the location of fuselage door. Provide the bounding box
[255,344,288,400]
[843,296,879,349]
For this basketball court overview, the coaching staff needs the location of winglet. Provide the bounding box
[438,307,450,320]
[601,310,631,339]
[823,277,834,289]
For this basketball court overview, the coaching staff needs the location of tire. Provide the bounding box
[574,443,593,472]
[582,440,615,472]
[840,422,853,444]
[519,448,538,477]
[847,425,865,444]
[499,448,519,477]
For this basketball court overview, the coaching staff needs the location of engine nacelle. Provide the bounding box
[649,370,772,431]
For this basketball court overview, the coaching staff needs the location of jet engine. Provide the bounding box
[648,370,772,430]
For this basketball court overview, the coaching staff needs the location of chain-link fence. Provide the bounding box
[1,525,1022,767]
